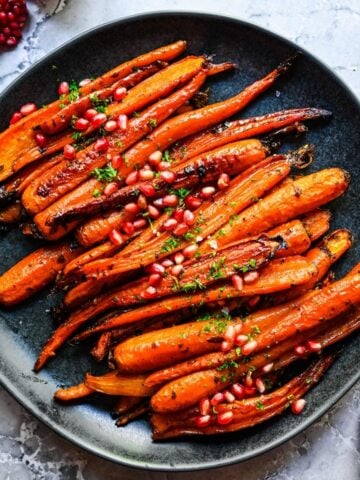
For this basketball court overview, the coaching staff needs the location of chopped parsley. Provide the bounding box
[132,111,140,118]
[68,80,80,102]
[208,257,226,280]
[180,279,206,293]
[90,93,110,113]
[256,401,265,410]
[92,165,118,183]
[162,150,173,163]
[160,236,181,254]
[148,118,157,129]
[169,187,191,207]
[92,189,102,198]
[217,359,239,371]
[235,258,258,273]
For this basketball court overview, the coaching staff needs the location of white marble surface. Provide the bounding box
[0,1,359,479]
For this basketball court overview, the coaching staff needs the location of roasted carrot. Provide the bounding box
[90,332,113,362]
[84,372,155,397]
[171,107,331,163]
[0,241,82,306]
[0,202,22,225]
[113,396,144,415]
[54,382,94,402]
[150,356,333,438]
[301,209,331,241]
[0,41,187,182]
[199,168,349,253]
[266,219,312,257]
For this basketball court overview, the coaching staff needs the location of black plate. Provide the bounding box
[0,12,359,471]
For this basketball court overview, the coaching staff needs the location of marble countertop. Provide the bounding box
[0,1,359,479]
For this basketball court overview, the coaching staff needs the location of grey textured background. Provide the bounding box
[0,1,359,479]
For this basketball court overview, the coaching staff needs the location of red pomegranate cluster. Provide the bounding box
[0,0,28,48]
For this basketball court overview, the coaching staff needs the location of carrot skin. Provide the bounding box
[54,382,94,401]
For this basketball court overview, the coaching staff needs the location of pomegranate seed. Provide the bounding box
[139,169,154,181]
[103,182,118,196]
[153,198,164,208]
[210,392,224,406]
[195,235,203,243]
[162,218,178,231]
[174,252,185,265]
[94,138,109,152]
[248,295,260,307]
[111,155,122,169]
[148,205,160,219]
[137,194,148,210]
[231,274,243,291]
[117,114,128,131]
[114,86,127,101]
[109,229,124,246]
[217,173,230,190]
[157,161,171,171]
[0,12,6,25]
[161,259,174,268]
[244,386,257,396]
[291,398,306,415]
[149,273,162,286]
[224,390,235,403]
[125,170,138,186]
[133,218,147,229]
[307,340,322,352]
[149,263,165,274]
[84,108,98,121]
[122,221,135,235]
[63,144,76,159]
[294,345,306,356]
[0,33,5,45]
[173,208,184,222]
[195,415,211,428]
[231,383,245,399]
[245,372,253,387]
[243,271,259,285]
[58,81,69,95]
[201,186,216,199]
[255,378,266,394]
[183,209,195,226]
[124,203,139,214]
[104,120,118,132]
[199,397,210,416]
[20,103,37,116]
[160,171,176,183]
[262,363,274,374]
[234,334,248,346]
[79,78,91,87]
[162,194,178,207]
[242,340,258,356]
[148,150,162,166]
[74,117,90,131]
[141,286,157,299]
[173,223,188,236]
[34,133,47,148]
[234,324,243,335]
[185,195,202,210]
[170,265,184,277]
[183,244,198,258]
[91,113,107,129]
[224,325,235,343]
[217,411,233,425]
[139,183,155,197]
[9,111,22,125]
[221,341,232,353]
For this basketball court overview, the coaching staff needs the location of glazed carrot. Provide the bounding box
[171,107,332,163]
[22,59,206,216]
[301,209,331,241]
[0,202,22,225]
[84,372,155,397]
[0,241,82,306]
[0,40,187,182]
[266,219,311,258]
[200,168,349,253]
[39,63,164,135]
[54,382,94,402]
[150,356,333,438]
[90,332,113,362]
[113,396,144,415]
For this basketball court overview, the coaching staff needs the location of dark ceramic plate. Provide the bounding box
[0,12,359,471]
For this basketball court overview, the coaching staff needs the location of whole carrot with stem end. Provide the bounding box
[0,40,188,182]
[150,263,360,413]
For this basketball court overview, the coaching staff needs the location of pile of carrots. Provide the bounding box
[0,40,359,440]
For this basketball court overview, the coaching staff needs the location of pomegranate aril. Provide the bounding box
[170,264,184,277]
[139,183,155,197]
[173,223,188,236]
[217,411,233,425]
[111,154,122,169]
[307,340,322,352]
[20,103,37,116]
[63,144,76,159]
[149,263,165,275]
[117,114,128,131]
[6,36,17,47]
[217,173,230,190]
[109,229,124,246]
[137,194,148,210]
[125,170,138,186]
[58,81,69,95]
[224,390,235,403]
[84,108,98,121]
[79,78,91,87]
[210,392,224,406]
[162,194,178,207]
[124,203,139,214]
[148,150,162,166]
[221,341,232,353]
[35,133,47,148]
[262,363,274,374]
[104,120,118,132]
[148,273,162,286]
[231,383,245,399]
[185,195,202,210]
[133,218,147,229]
[242,340,258,356]
[162,218,178,231]
[153,198,164,208]
[195,415,211,428]
[255,378,266,394]
[294,345,306,356]
[141,286,157,299]
[243,271,259,284]
[291,398,306,415]
[91,113,107,129]
[248,295,260,307]
[183,209,195,226]
[139,169,154,181]
[174,252,185,264]
[157,161,171,171]
[94,138,109,152]
[173,208,184,222]
[231,274,243,291]
[103,182,118,196]
[161,259,174,268]
[9,111,22,125]
[244,386,257,396]
[224,325,235,343]
[74,117,90,131]
[235,334,248,346]
[0,33,5,45]
[148,205,160,219]
[114,86,127,101]
[201,186,216,199]
[183,244,198,258]
[245,372,253,387]
[234,324,243,335]
[160,171,176,183]
[199,397,210,416]
[122,221,135,235]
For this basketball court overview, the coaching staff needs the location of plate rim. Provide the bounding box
[0,10,359,472]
